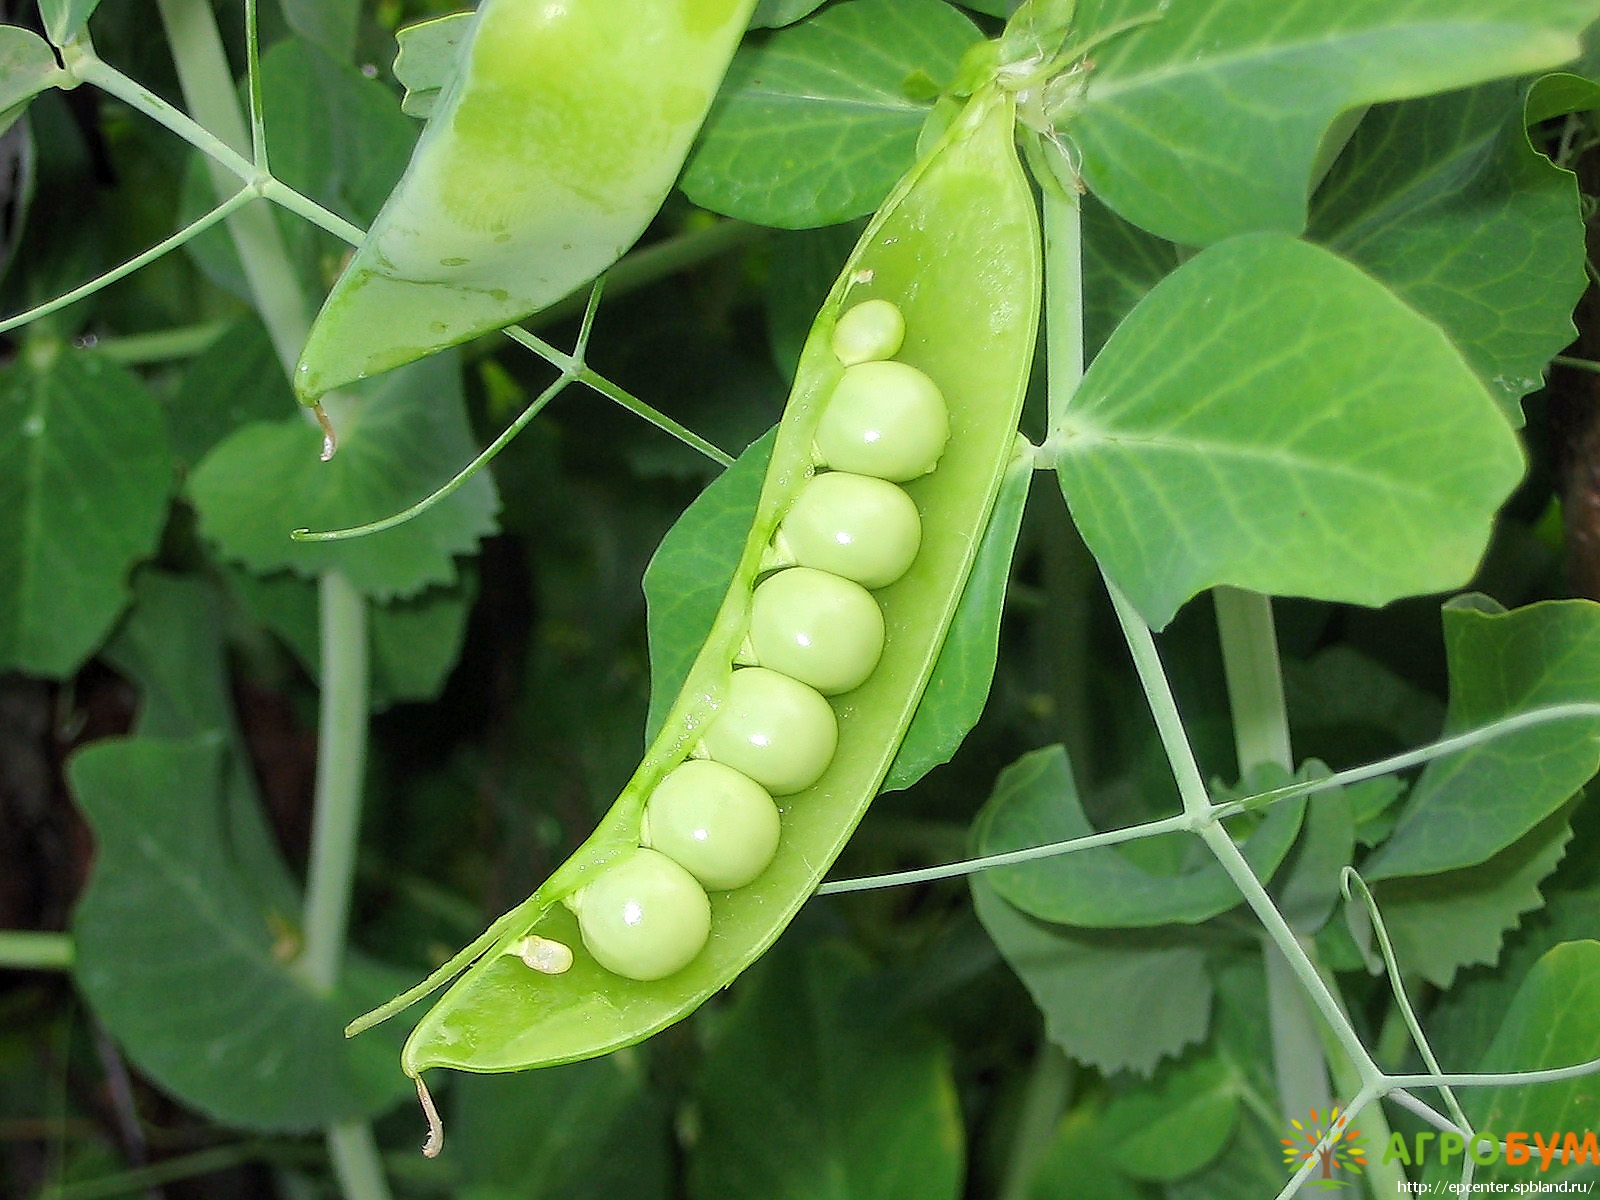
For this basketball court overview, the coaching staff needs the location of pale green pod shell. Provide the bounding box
[642,760,781,891]
[700,667,838,795]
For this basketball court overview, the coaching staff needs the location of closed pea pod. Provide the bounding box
[349,85,1040,1148]
[293,0,755,401]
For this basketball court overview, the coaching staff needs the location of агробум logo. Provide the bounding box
[1282,1106,1369,1190]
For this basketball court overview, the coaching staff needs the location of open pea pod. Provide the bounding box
[369,83,1040,1134]
[293,0,755,401]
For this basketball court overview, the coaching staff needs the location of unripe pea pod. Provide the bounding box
[293,0,755,402]
[346,85,1041,1151]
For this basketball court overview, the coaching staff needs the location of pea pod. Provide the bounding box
[292,0,755,402]
[365,84,1040,1138]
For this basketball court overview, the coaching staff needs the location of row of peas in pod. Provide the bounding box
[563,299,950,982]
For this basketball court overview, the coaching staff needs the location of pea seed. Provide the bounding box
[571,848,711,982]
[831,298,906,365]
[815,360,950,481]
[642,760,781,891]
[749,566,885,695]
[700,666,838,795]
[775,472,923,589]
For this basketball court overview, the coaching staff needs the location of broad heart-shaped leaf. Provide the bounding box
[0,25,65,136]
[1067,0,1596,246]
[1311,79,1587,419]
[392,13,471,120]
[279,0,359,62]
[0,343,173,677]
[1100,1054,1239,1182]
[1363,597,1600,881]
[883,443,1031,790]
[1363,809,1573,989]
[975,746,1306,927]
[69,736,412,1131]
[689,940,963,1200]
[37,0,100,45]
[1421,941,1600,1189]
[188,351,498,601]
[1055,233,1525,631]
[972,877,1212,1075]
[681,0,981,228]
[169,318,299,471]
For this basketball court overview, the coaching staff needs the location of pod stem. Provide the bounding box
[415,1076,445,1159]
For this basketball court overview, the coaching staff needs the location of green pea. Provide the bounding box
[774,471,923,590]
[700,667,838,796]
[641,760,781,891]
[814,360,951,481]
[831,298,906,365]
[748,567,884,695]
[570,847,711,982]
[373,85,1041,1112]
[294,0,755,401]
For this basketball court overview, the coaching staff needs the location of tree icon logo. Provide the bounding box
[1282,1106,1368,1189]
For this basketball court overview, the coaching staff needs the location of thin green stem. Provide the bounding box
[244,0,267,171]
[575,364,735,467]
[0,189,254,335]
[299,573,370,992]
[0,930,74,970]
[1263,934,1333,1125]
[1554,353,1600,374]
[997,1043,1073,1200]
[36,1141,306,1200]
[1386,1056,1600,1091]
[1213,587,1291,775]
[1042,178,1084,442]
[325,1122,390,1200]
[91,321,230,364]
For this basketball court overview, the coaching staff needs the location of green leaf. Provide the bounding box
[450,1058,672,1200]
[278,0,360,62]
[764,222,864,378]
[975,746,1305,928]
[0,343,173,677]
[884,446,1031,791]
[973,877,1212,1075]
[1056,233,1525,630]
[749,0,827,28]
[188,351,499,601]
[1311,80,1587,418]
[689,940,964,1200]
[1270,778,1355,933]
[392,12,471,120]
[1027,1105,1147,1200]
[1102,1054,1239,1182]
[682,0,982,228]
[1422,941,1600,1188]
[37,0,100,45]
[1082,192,1178,360]
[1364,598,1600,880]
[169,318,298,470]
[1366,809,1573,988]
[0,25,65,136]
[69,736,412,1131]
[1069,0,1597,245]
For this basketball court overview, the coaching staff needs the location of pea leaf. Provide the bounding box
[0,344,172,677]
[1363,598,1600,881]
[168,317,298,470]
[974,746,1305,927]
[450,1058,672,1200]
[278,0,360,62]
[683,0,982,228]
[764,222,864,378]
[69,736,412,1131]
[1027,1106,1147,1200]
[973,877,1212,1075]
[1364,809,1573,988]
[749,0,827,28]
[0,25,65,136]
[1421,941,1600,1189]
[1082,193,1177,360]
[884,446,1031,791]
[1101,1054,1239,1182]
[188,350,499,601]
[36,0,100,45]
[1311,80,1587,418]
[689,940,963,1200]
[1069,0,1597,246]
[392,12,472,120]
[1056,233,1525,630]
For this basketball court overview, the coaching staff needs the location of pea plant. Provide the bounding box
[3,1,1600,1198]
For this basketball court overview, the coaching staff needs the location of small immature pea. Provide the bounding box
[773,471,923,590]
[815,360,950,481]
[513,935,574,975]
[641,759,782,891]
[747,566,885,695]
[699,666,838,795]
[830,298,906,365]
[569,847,711,982]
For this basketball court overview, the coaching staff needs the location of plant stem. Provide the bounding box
[1214,587,1292,775]
[1042,177,1084,446]
[997,1042,1073,1200]
[0,930,73,970]
[91,320,229,364]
